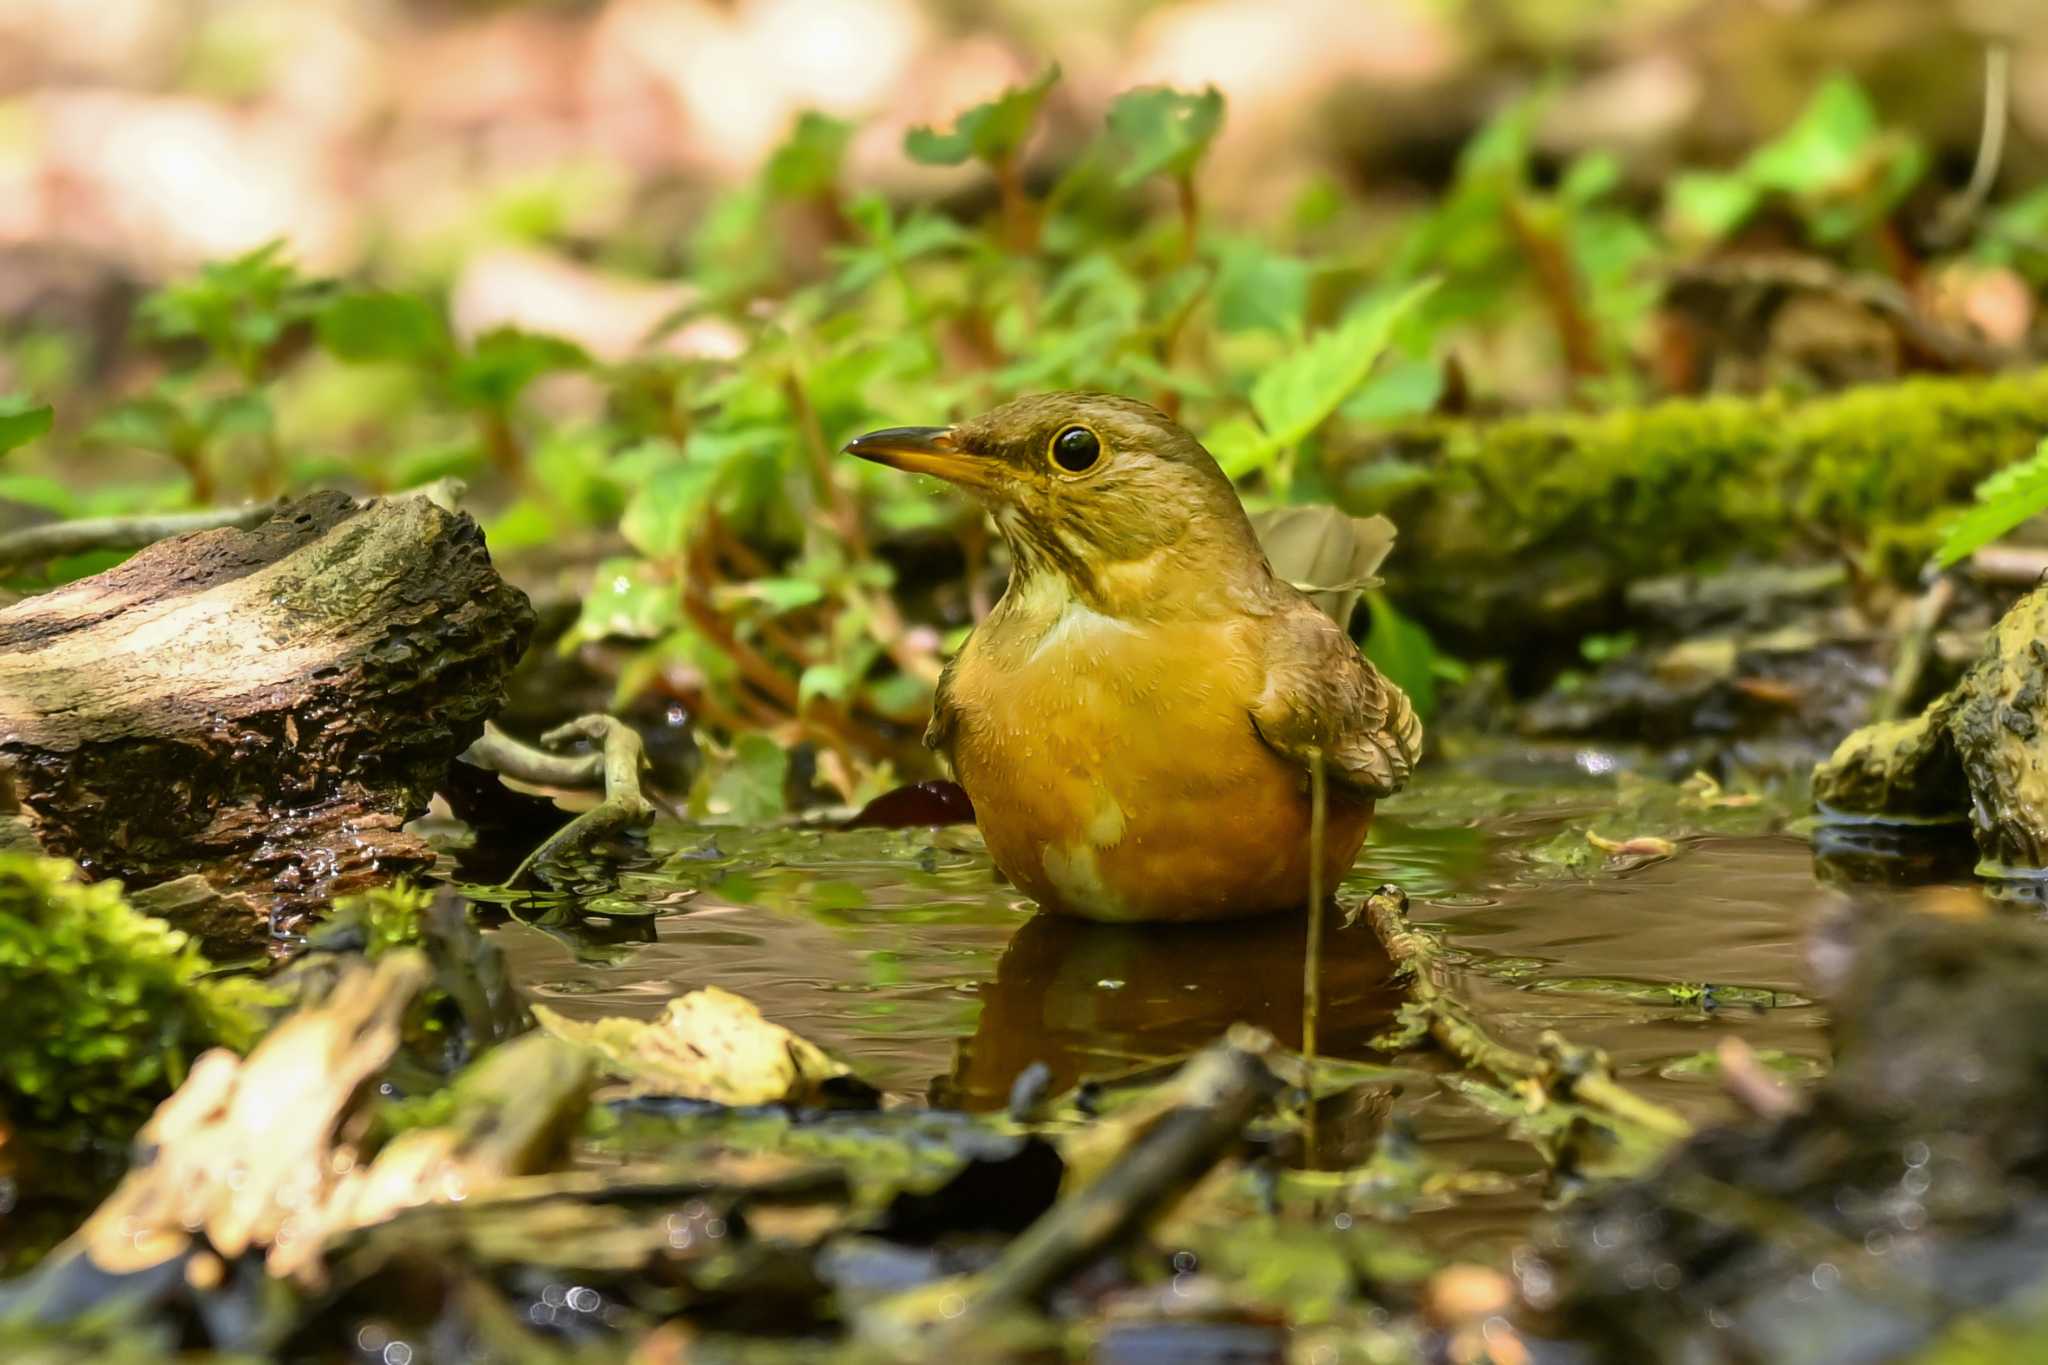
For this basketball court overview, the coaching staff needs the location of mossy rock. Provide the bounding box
[1815,586,2048,873]
[1343,368,2048,648]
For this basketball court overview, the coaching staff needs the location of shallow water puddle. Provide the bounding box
[483,770,1842,1252]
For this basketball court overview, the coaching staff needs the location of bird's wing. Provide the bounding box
[1249,599,1422,798]
[923,651,961,756]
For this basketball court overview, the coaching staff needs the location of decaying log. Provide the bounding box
[0,490,534,946]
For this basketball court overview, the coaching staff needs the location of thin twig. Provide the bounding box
[1715,1037,1801,1120]
[1873,575,1956,723]
[1302,747,1328,1166]
[786,376,943,689]
[1667,256,2011,371]
[1505,197,1604,383]
[0,503,279,574]
[1967,543,2048,586]
[464,717,656,889]
[1931,43,2012,248]
[925,1033,1278,1342]
[1174,172,1200,265]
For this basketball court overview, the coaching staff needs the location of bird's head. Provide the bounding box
[845,392,1261,607]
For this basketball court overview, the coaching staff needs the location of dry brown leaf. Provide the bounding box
[533,987,852,1106]
[1586,831,1678,858]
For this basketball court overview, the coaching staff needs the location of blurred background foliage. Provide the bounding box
[1,0,2044,814]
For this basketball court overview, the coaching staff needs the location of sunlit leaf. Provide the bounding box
[0,472,81,516]
[1667,172,1760,241]
[1251,280,1438,450]
[1936,438,2048,568]
[1747,74,1879,194]
[1106,84,1224,187]
[1558,150,1621,205]
[534,987,850,1104]
[1204,416,1276,479]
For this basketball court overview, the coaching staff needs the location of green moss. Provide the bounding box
[1346,368,2048,639]
[340,880,435,957]
[0,855,276,1170]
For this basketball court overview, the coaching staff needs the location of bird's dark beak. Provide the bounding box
[843,425,991,490]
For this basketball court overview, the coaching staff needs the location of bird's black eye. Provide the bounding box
[1051,425,1101,474]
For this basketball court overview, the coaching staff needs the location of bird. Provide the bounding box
[845,392,1422,923]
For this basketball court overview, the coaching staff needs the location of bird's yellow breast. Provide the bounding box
[941,595,1372,922]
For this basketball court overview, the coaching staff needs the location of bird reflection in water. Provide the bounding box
[939,908,1406,1118]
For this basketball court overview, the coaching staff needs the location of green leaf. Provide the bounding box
[1213,241,1310,336]
[1747,74,1879,194]
[764,111,854,198]
[798,663,852,707]
[0,473,81,516]
[1340,357,1443,424]
[0,401,53,456]
[1204,416,1276,479]
[562,559,682,650]
[203,389,273,438]
[904,64,1060,168]
[620,458,718,559]
[449,328,588,410]
[1936,438,2048,568]
[87,396,197,455]
[318,291,451,365]
[1362,591,1438,722]
[1250,279,1438,450]
[1558,150,1621,206]
[1668,171,1760,241]
[705,734,790,825]
[1106,84,1224,187]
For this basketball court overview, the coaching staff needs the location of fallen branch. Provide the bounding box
[1357,885,1692,1142]
[0,490,534,947]
[463,716,656,888]
[870,1030,1280,1348]
[0,503,280,574]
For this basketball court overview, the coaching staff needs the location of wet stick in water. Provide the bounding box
[1359,886,1692,1143]
[1302,746,1327,1167]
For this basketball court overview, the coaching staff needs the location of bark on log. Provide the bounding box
[0,491,534,946]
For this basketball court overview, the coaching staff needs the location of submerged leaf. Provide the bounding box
[533,987,853,1105]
